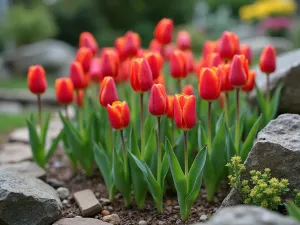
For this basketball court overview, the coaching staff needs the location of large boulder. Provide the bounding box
[249,49,300,114]
[221,114,300,207]
[0,170,62,225]
[196,205,299,225]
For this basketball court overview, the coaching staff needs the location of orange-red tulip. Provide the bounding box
[242,70,256,92]
[259,45,276,74]
[153,72,165,86]
[219,92,225,109]
[202,41,217,58]
[144,52,164,80]
[163,44,175,60]
[205,52,222,68]
[154,18,174,45]
[148,84,168,116]
[107,101,130,130]
[79,32,98,56]
[99,76,119,107]
[182,84,195,95]
[115,58,131,83]
[75,90,84,108]
[27,65,47,95]
[229,55,249,87]
[89,58,103,82]
[199,67,221,101]
[170,49,188,79]
[218,31,239,60]
[219,64,234,92]
[167,95,174,118]
[184,50,194,73]
[75,47,93,74]
[130,58,153,92]
[115,36,126,61]
[55,78,74,105]
[239,44,252,65]
[124,31,141,58]
[149,39,163,53]
[176,31,191,50]
[101,49,119,77]
[174,94,196,130]
[69,61,85,90]
[82,74,91,89]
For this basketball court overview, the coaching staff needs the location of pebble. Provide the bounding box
[75,216,82,218]
[57,187,70,200]
[62,199,68,205]
[101,209,110,216]
[107,206,114,211]
[157,221,165,225]
[100,198,111,206]
[166,206,172,212]
[176,219,182,224]
[47,178,65,189]
[166,199,172,205]
[74,189,102,217]
[103,213,121,224]
[95,192,101,198]
[138,220,147,225]
[200,214,208,222]
[173,206,180,210]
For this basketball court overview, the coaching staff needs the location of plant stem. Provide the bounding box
[171,119,175,145]
[157,117,162,186]
[177,79,182,93]
[140,93,145,158]
[65,105,69,120]
[109,126,114,153]
[266,74,270,114]
[223,92,229,126]
[77,90,84,134]
[207,102,212,153]
[184,131,188,184]
[120,130,127,177]
[37,95,42,126]
[235,88,240,154]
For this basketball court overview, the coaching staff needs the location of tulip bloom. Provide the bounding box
[89,58,103,82]
[182,84,195,95]
[107,101,130,130]
[75,47,93,74]
[228,55,249,87]
[55,78,74,105]
[218,31,239,60]
[205,52,222,68]
[144,52,164,80]
[167,95,174,119]
[148,84,168,116]
[99,77,119,107]
[154,18,174,45]
[239,44,252,65]
[27,65,47,95]
[173,94,196,130]
[184,50,195,73]
[149,39,163,53]
[115,36,126,61]
[153,72,165,86]
[176,31,191,50]
[115,58,131,83]
[69,61,86,90]
[101,49,119,77]
[242,70,256,92]
[130,58,153,93]
[199,67,221,101]
[219,64,234,92]
[75,90,84,108]
[202,41,217,58]
[79,32,98,56]
[170,49,188,79]
[124,31,141,58]
[259,45,276,74]
[163,44,175,60]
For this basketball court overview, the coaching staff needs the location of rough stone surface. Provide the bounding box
[0,143,32,164]
[57,187,70,200]
[0,161,46,179]
[0,170,62,225]
[8,127,29,143]
[74,189,102,217]
[249,49,300,113]
[53,218,112,225]
[221,114,300,207]
[0,101,22,114]
[198,205,299,225]
[102,214,121,225]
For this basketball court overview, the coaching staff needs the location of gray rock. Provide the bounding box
[0,170,62,225]
[53,218,112,225]
[138,220,148,225]
[56,187,70,200]
[198,205,299,225]
[102,214,121,225]
[0,161,46,179]
[74,189,102,217]
[0,143,32,164]
[47,178,65,189]
[249,49,300,114]
[0,101,22,114]
[200,215,208,222]
[8,127,29,143]
[221,114,300,207]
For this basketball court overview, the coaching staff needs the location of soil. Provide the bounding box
[47,148,229,225]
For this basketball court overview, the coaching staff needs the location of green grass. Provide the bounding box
[0,76,55,89]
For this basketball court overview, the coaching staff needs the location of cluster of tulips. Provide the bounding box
[26,18,281,220]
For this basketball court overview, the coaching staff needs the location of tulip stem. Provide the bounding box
[140,93,145,158]
[157,117,162,185]
[177,79,182,93]
[266,74,270,111]
[64,105,69,120]
[120,130,127,177]
[207,102,212,153]
[171,119,175,145]
[77,90,84,134]
[223,93,230,126]
[109,125,114,153]
[184,131,188,184]
[235,88,240,154]
[37,95,42,126]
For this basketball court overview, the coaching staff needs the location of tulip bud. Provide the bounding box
[101,49,119,77]
[202,41,217,58]
[89,58,103,82]
[115,36,126,61]
[148,84,168,116]
[176,31,191,50]
[55,78,74,105]
[99,77,119,107]
[149,39,163,53]
[79,32,98,56]
[259,45,276,74]
[75,47,93,74]
[154,18,174,45]
[75,90,84,108]
[163,44,175,60]
[199,67,221,101]
[239,44,252,65]
[124,31,141,58]
[182,84,195,95]
[205,52,222,68]
[69,61,85,90]
[130,58,153,93]
[144,52,164,80]
[154,72,165,86]
[115,58,131,84]
[219,64,234,92]
[167,95,174,118]
[27,65,47,95]
[174,94,196,130]
[229,55,249,87]
[218,31,239,60]
[170,49,188,79]
[107,101,130,130]
[242,70,256,92]
[184,50,194,73]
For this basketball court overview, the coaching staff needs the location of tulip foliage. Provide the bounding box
[26,20,283,221]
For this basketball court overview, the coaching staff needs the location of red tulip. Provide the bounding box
[69,61,85,90]
[259,44,276,74]
[144,52,164,80]
[101,49,119,77]
[174,94,196,130]
[202,41,217,58]
[99,76,119,107]
[115,58,131,83]
[219,92,225,109]
[149,39,163,53]
[219,64,234,92]
[170,49,188,79]
[182,84,195,95]
[153,72,165,86]
[55,77,74,105]
[229,55,249,87]
[199,67,221,101]
[154,18,174,45]
[115,36,126,61]
[148,84,168,116]
[218,31,239,60]
[124,31,141,58]
[89,58,103,82]
[242,70,256,92]
[184,50,194,73]
[79,32,98,56]
[75,90,84,108]
[27,65,47,95]
[107,101,130,130]
[75,47,93,74]
[163,44,175,60]
[130,58,153,92]
[176,31,191,50]
[239,44,252,65]
[205,52,222,68]
[167,95,174,118]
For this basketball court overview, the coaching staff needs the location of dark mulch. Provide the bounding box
[47,148,229,225]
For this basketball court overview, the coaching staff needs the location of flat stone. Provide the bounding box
[102,214,121,225]
[0,101,22,114]
[0,143,32,164]
[74,189,102,217]
[0,161,46,179]
[0,170,62,225]
[53,218,112,225]
[200,205,299,225]
[8,127,29,143]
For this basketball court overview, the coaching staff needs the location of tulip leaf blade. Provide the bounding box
[41,113,51,147]
[161,143,169,190]
[286,202,300,222]
[45,129,64,162]
[143,127,156,163]
[270,82,283,120]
